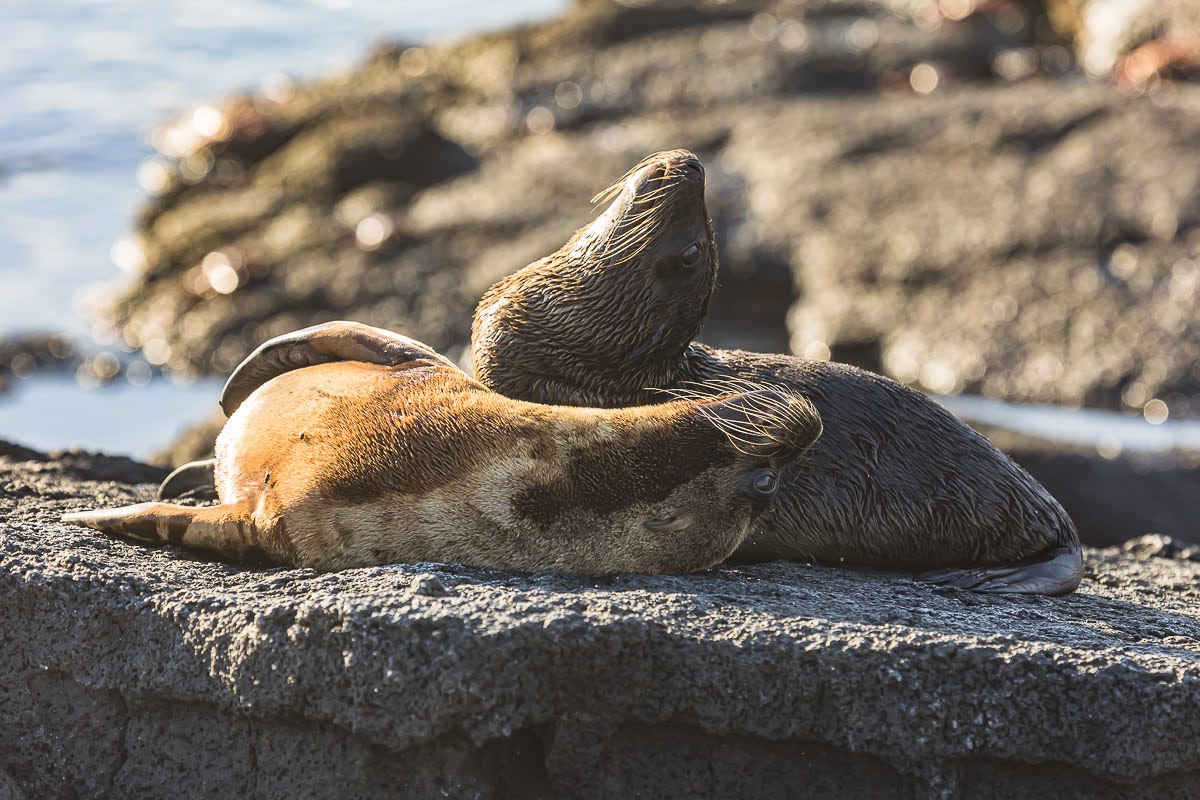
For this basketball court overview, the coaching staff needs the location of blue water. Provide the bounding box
[936,395,1200,454]
[0,0,563,456]
[0,375,223,458]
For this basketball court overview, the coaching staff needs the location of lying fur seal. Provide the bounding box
[64,325,821,574]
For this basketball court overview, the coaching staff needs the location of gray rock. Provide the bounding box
[0,334,78,391]
[2,441,1200,798]
[1120,532,1200,561]
[99,0,1025,373]
[725,81,1200,412]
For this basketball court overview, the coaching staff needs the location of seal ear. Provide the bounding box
[220,321,458,416]
[697,388,822,460]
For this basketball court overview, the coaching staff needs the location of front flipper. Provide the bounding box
[220,321,457,416]
[916,544,1083,596]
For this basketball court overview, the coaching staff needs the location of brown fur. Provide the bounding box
[470,150,1085,595]
[64,346,821,575]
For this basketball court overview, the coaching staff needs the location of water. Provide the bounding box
[0,375,223,458]
[936,394,1200,454]
[0,0,563,456]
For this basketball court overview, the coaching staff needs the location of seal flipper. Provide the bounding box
[916,544,1083,596]
[158,458,217,500]
[62,500,277,564]
[221,321,457,416]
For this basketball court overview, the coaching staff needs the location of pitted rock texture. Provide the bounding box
[102,0,1199,418]
[2,442,1200,799]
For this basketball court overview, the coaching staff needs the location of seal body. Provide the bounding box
[66,332,821,575]
[471,150,1083,594]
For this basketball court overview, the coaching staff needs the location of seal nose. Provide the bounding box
[679,156,704,180]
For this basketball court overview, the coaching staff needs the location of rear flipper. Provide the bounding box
[158,458,217,500]
[62,501,281,566]
[916,544,1083,596]
[221,320,457,416]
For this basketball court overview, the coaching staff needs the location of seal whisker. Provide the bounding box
[589,150,693,206]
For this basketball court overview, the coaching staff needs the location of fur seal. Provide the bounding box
[64,325,822,574]
[469,150,1083,594]
[178,153,1083,593]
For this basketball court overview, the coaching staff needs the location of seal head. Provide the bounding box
[473,149,716,407]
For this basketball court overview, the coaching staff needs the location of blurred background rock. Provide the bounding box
[101,0,1200,409]
[2,0,1198,544]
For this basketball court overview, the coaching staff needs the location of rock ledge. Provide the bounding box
[2,443,1199,799]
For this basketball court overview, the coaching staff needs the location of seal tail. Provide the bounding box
[916,542,1084,596]
[62,501,274,564]
[158,458,218,500]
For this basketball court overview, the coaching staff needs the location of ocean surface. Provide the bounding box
[0,0,1194,459]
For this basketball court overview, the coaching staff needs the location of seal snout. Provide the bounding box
[638,149,704,188]
[677,153,704,180]
[612,149,706,206]
[688,384,823,461]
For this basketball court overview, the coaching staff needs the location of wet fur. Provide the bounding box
[474,150,717,407]
[67,353,821,575]
[472,150,1084,595]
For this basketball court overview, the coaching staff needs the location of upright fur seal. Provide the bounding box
[65,325,821,574]
[470,150,1083,594]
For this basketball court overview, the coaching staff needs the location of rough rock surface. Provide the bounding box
[733,83,1200,412]
[99,0,1200,418]
[3,441,1200,799]
[0,334,78,393]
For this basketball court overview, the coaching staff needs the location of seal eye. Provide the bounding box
[679,242,703,268]
[743,468,779,499]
